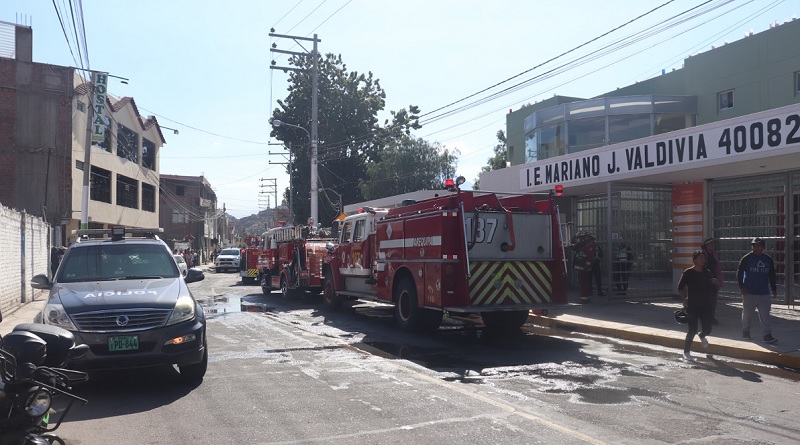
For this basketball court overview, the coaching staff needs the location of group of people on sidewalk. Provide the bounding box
[571,232,779,362]
[678,236,778,362]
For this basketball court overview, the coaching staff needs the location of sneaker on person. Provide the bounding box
[763,334,778,344]
[700,336,709,349]
[742,331,751,340]
[683,352,695,362]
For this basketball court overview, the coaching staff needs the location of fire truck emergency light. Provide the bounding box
[555,184,564,197]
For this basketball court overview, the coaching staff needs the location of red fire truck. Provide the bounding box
[239,235,261,283]
[257,225,333,297]
[321,177,568,332]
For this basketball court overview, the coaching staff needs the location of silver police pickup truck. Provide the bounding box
[31,227,207,383]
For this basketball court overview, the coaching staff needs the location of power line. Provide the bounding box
[418,0,683,120]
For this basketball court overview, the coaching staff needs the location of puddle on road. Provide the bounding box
[355,340,671,406]
[200,295,273,314]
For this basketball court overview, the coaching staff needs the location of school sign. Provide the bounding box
[518,103,800,191]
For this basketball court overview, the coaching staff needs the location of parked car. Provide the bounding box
[214,248,241,272]
[30,227,208,383]
[173,254,188,277]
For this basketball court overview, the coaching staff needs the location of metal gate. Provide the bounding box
[575,183,673,300]
[710,173,798,306]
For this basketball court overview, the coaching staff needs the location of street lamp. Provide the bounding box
[271,119,318,226]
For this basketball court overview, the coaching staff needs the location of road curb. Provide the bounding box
[528,314,800,370]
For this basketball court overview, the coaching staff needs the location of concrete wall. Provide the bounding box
[0,204,50,322]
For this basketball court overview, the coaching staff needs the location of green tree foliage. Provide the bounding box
[271,53,420,225]
[359,136,459,200]
[473,130,508,189]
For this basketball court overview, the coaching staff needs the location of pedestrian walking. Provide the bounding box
[737,237,778,343]
[592,244,606,296]
[677,250,718,362]
[701,238,722,325]
[572,231,597,303]
[184,249,194,268]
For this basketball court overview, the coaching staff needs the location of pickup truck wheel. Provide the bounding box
[394,279,422,332]
[260,273,271,295]
[322,272,342,310]
[480,310,530,330]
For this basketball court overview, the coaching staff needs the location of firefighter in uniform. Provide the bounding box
[572,231,597,303]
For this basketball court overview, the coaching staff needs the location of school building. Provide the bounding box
[480,18,800,303]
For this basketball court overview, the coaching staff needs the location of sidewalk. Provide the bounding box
[528,293,800,369]
[2,274,799,370]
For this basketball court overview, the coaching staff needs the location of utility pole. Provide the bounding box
[269,30,321,225]
[81,71,107,229]
[259,178,278,227]
[268,141,293,223]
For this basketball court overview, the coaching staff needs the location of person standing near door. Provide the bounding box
[592,244,606,297]
[572,231,597,303]
[736,237,778,343]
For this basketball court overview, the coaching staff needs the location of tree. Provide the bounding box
[473,130,508,189]
[359,136,459,200]
[272,53,420,225]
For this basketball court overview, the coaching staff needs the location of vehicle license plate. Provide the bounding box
[108,335,139,351]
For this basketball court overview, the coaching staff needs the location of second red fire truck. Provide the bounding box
[257,224,333,297]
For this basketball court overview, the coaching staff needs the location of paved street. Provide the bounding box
[28,270,798,444]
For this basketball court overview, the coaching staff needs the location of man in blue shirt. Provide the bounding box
[736,237,778,343]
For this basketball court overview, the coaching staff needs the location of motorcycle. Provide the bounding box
[0,323,89,445]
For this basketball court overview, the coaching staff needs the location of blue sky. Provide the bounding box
[3,1,797,218]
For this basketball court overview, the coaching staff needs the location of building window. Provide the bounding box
[796,71,800,95]
[568,117,606,152]
[142,138,156,170]
[116,174,138,209]
[92,122,111,152]
[172,210,189,224]
[77,101,86,112]
[142,183,156,212]
[538,123,566,160]
[718,90,734,110]
[608,114,651,145]
[90,166,111,203]
[176,185,185,196]
[116,124,139,163]
[525,131,539,163]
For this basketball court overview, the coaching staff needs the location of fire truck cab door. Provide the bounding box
[337,216,371,293]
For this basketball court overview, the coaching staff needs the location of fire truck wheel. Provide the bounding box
[260,273,271,295]
[280,275,294,299]
[322,271,342,310]
[480,311,530,330]
[394,279,422,332]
